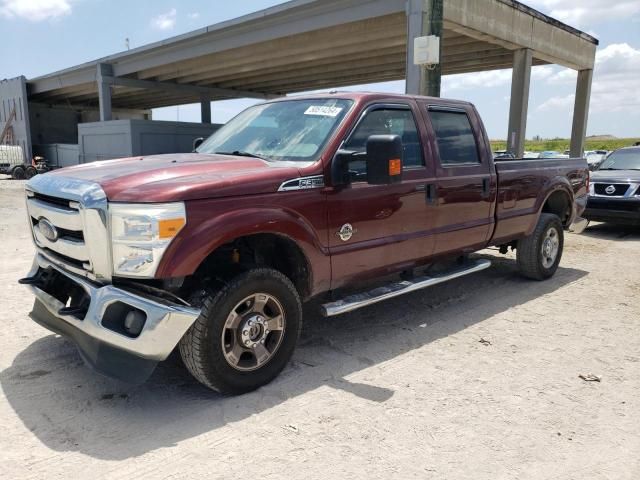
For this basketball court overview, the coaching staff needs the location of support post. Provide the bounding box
[96,63,113,122]
[570,69,593,158]
[200,97,211,124]
[507,49,532,158]
[406,0,443,97]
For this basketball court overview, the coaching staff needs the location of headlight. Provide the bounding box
[110,202,186,277]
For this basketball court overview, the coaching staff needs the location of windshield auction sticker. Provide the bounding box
[304,105,343,117]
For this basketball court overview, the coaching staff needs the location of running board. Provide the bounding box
[321,258,491,317]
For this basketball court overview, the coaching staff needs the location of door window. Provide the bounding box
[429,109,480,165]
[343,107,424,176]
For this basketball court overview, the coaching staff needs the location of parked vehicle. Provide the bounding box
[493,150,515,160]
[540,150,569,159]
[585,150,608,171]
[20,92,589,394]
[584,146,640,225]
[0,145,30,179]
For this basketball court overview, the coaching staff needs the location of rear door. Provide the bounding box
[326,102,436,289]
[419,104,495,255]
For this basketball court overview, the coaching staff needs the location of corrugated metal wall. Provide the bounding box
[0,77,32,166]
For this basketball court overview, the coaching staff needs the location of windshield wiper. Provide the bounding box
[215,150,271,161]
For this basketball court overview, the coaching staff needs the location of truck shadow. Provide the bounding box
[1,253,587,461]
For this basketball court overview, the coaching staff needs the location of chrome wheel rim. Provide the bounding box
[541,227,560,269]
[221,293,286,371]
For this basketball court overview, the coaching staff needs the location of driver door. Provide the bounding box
[326,102,437,289]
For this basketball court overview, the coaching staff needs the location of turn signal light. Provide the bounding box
[158,218,186,239]
[389,158,402,176]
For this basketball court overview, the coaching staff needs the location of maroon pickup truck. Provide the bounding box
[21,92,588,394]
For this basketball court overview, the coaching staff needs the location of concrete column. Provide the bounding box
[200,97,212,124]
[570,69,593,158]
[406,0,443,97]
[96,63,113,122]
[507,49,532,157]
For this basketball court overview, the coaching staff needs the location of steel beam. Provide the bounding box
[101,75,271,100]
[406,0,444,97]
[570,69,593,158]
[201,97,212,124]
[507,49,532,157]
[97,63,113,121]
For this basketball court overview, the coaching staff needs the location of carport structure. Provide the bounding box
[26,0,598,157]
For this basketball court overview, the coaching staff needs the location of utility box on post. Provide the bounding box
[413,35,440,66]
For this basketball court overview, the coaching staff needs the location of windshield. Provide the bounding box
[197,98,353,162]
[598,148,640,170]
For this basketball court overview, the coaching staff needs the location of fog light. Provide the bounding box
[124,310,146,336]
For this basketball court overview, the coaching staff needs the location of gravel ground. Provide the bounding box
[1,177,639,479]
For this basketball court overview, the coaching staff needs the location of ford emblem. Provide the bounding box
[38,218,59,242]
[605,185,616,195]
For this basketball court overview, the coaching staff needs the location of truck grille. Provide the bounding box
[593,183,630,196]
[25,175,111,282]
[27,193,91,270]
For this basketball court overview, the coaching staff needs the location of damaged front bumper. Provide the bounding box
[21,254,200,383]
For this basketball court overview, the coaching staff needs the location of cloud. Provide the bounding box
[0,0,71,21]
[536,43,640,115]
[590,43,640,113]
[445,70,512,90]
[187,12,200,20]
[445,65,554,92]
[537,94,575,112]
[151,8,176,30]
[527,0,640,28]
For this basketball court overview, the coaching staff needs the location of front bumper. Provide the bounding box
[584,197,640,225]
[22,254,200,383]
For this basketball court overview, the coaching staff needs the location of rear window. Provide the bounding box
[429,110,480,165]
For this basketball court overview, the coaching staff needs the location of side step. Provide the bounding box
[321,258,491,317]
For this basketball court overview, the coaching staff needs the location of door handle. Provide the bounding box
[426,184,438,204]
[481,177,491,198]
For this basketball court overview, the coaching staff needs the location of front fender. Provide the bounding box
[155,205,330,295]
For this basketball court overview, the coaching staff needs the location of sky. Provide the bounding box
[1,0,639,140]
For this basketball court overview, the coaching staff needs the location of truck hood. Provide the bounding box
[590,170,640,183]
[48,153,304,202]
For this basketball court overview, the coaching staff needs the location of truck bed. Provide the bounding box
[491,157,589,245]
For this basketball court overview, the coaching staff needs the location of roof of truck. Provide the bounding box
[275,91,473,106]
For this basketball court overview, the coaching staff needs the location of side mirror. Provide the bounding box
[366,134,403,185]
[330,149,354,187]
[192,137,204,151]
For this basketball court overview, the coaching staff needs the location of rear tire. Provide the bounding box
[179,268,302,394]
[25,166,37,179]
[517,213,564,280]
[11,166,25,180]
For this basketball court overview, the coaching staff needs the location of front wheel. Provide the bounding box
[516,213,564,280]
[179,268,302,394]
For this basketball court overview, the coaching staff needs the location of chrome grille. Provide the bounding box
[25,175,111,282]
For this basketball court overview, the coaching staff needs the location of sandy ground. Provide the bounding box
[0,176,639,480]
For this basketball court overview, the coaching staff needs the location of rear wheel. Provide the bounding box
[25,166,37,179]
[516,213,564,280]
[11,166,25,180]
[179,268,302,394]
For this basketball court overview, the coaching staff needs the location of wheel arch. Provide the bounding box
[156,207,330,299]
[526,179,574,235]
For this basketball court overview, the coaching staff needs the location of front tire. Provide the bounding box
[516,213,564,280]
[179,268,302,394]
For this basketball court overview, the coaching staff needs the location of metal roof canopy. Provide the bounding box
[27,0,598,111]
